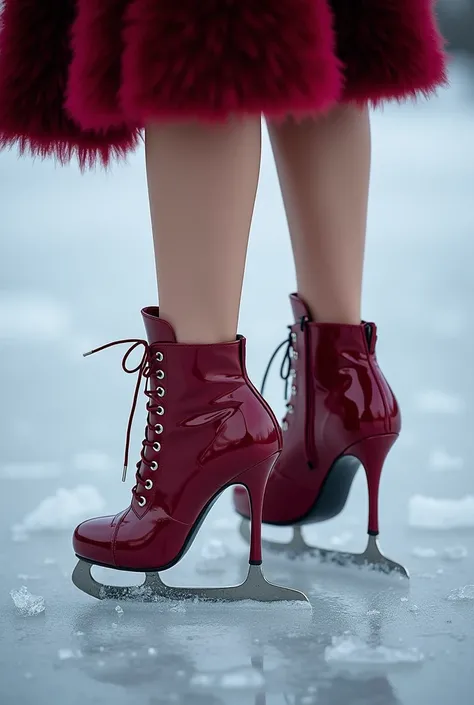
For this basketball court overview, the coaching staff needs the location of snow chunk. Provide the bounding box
[325,635,424,666]
[11,485,105,537]
[443,546,468,561]
[330,532,353,547]
[219,667,265,689]
[115,605,124,616]
[195,539,231,575]
[429,449,464,471]
[10,586,45,616]
[412,547,437,558]
[414,391,464,414]
[0,462,61,479]
[58,649,82,661]
[212,517,240,530]
[446,585,474,601]
[147,647,158,656]
[409,495,474,529]
[73,452,113,473]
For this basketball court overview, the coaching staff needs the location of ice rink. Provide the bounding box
[1,59,473,705]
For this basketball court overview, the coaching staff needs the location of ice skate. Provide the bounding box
[234,294,408,578]
[72,307,309,603]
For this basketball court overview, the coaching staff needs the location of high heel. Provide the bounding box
[235,293,408,577]
[72,307,309,602]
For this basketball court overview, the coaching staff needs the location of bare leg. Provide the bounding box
[267,106,371,324]
[146,119,262,343]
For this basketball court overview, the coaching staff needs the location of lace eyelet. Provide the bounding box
[156,370,165,380]
[155,352,164,362]
[155,423,163,434]
[290,369,296,378]
[282,420,289,431]
[291,385,297,396]
[138,496,146,507]
[157,387,165,398]
[145,479,153,490]
[153,442,161,452]
[157,406,165,416]
[151,461,159,471]
[287,405,294,414]
[291,332,297,343]
[292,350,299,360]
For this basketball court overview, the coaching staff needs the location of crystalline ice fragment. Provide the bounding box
[446,585,474,601]
[10,586,45,616]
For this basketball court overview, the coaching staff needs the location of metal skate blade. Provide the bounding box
[239,520,409,578]
[72,559,309,602]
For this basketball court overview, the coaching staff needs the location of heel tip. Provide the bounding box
[368,530,379,537]
[249,560,262,566]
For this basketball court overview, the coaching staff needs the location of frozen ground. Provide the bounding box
[1,59,474,705]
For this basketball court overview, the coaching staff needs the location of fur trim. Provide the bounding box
[331,0,447,104]
[66,0,131,131]
[0,0,138,169]
[118,0,342,123]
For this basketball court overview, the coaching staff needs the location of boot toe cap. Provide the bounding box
[73,515,118,566]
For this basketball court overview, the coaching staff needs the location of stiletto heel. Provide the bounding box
[235,293,408,577]
[236,452,281,565]
[350,433,398,536]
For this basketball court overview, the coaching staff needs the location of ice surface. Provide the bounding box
[73,452,113,473]
[412,547,437,558]
[190,668,265,690]
[0,293,71,341]
[0,462,61,479]
[446,585,474,601]
[429,449,464,471]
[10,586,45,616]
[414,391,464,414]
[11,485,105,537]
[409,495,474,529]
[324,635,424,667]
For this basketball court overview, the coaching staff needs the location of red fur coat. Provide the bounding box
[0,0,446,169]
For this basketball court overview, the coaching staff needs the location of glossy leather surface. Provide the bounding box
[74,307,281,570]
[233,293,401,525]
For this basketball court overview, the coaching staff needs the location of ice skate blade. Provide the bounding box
[72,559,310,603]
[239,521,409,578]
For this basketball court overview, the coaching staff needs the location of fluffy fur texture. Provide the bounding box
[66,0,131,131]
[0,0,138,169]
[0,0,447,168]
[119,0,341,124]
[331,0,447,104]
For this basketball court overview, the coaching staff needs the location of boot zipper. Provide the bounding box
[365,322,390,432]
[302,317,316,468]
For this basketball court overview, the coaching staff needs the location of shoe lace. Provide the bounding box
[260,328,293,401]
[83,339,161,493]
[260,316,309,403]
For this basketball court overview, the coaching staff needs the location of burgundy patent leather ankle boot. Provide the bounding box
[72,307,308,602]
[234,294,408,576]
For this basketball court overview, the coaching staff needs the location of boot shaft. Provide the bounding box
[285,294,401,463]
